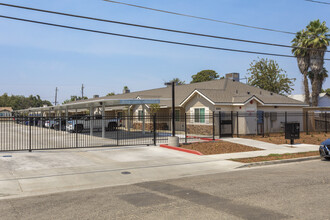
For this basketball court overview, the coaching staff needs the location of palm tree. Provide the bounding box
[308,68,328,94]
[292,30,311,105]
[305,20,329,106]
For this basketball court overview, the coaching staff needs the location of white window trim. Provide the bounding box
[190,107,209,124]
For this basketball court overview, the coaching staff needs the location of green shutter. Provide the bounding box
[194,108,199,123]
[200,108,205,123]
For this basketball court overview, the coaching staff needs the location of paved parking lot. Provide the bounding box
[0,122,192,151]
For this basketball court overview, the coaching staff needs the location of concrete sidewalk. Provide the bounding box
[0,138,320,200]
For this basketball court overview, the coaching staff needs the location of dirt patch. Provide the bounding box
[231,151,319,163]
[180,141,262,155]
[241,132,329,145]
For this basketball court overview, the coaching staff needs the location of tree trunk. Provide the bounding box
[297,56,310,105]
[309,49,325,106]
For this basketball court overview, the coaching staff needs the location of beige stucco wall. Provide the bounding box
[257,105,304,133]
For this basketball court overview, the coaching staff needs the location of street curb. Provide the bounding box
[236,156,320,168]
[159,144,203,155]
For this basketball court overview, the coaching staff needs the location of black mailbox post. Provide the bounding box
[285,122,300,145]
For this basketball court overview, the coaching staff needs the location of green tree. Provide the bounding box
[106,92,115,96]
[247,58,295,95]
[149,104,160,115]
[293,20,330,106]
[191,70,219,83]
[62,96,87,104]
[292,30,311,105]
[0,93,52,110]
[306,20,329,106]
[170,78,185,85]
[321,88,330,94]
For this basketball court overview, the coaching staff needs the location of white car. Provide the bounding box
[45,119,56,129]
[66,115,121,133]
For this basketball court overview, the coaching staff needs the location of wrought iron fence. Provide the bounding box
[0,111,328,152]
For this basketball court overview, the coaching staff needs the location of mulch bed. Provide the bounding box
[241,132,329,145]
[180,141,262,155]
[231,151,319,163]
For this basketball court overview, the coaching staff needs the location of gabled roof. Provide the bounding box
[0,107,13,112]
[70,78,307,107]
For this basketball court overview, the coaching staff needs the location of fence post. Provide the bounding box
[75,116,78,148]
[153,114,157,146]
[219,111,221,138]
[306,112,309,135]
[29,116,32,152]
[184,113,187,144]
[212,111,215,141]
[262,112,265,137]
[231,111,234,138]
[237,112,239,138]
[219,111,222,139]
[116,116,119,146]
[325,112,328,133]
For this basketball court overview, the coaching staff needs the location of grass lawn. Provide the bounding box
[180,141,262,155]
[231,151,319,163]
[241,132,329,145]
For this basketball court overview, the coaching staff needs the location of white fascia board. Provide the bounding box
[179,90,215,107]
[243,96,265,105]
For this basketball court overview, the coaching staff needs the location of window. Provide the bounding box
[138,110,144,121]
[194,108,205,123]
[175,110,180,122]
[117,112,123,118]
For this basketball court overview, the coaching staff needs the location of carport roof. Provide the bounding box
[15,98,160,113]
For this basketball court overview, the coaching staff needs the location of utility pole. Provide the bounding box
[54,87,58,106]
[81,84,84,98]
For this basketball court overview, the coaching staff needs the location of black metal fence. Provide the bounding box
[0,111,329,152]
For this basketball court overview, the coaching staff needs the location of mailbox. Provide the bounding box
[285,122,300,144]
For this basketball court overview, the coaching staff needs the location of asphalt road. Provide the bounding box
[1,160,329,220]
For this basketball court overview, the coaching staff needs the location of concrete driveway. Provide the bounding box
[0,145,241,199]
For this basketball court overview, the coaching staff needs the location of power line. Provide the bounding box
[305,0,330,5]
[102,0,296,35]
[1,15,329,61]
[1,3,327,53]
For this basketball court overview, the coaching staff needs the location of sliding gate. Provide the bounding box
[0,115,170,152]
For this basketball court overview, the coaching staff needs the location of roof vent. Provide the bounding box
[236,90,238,94]
[270,92,273,95]
[93,95,99,98]
[260,91,262,95]
[247,91,250,95]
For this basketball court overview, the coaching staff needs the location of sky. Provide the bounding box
[0,0,329,104]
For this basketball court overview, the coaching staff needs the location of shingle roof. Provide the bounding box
[0,107,13,112]
[71,79,306,107]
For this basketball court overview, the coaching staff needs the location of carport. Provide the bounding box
[15,98,160,138]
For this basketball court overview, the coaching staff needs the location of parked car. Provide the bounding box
[45,119,56,129]
[319,139,330,160]
[66,115,121,133]
[54,118,67,131]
